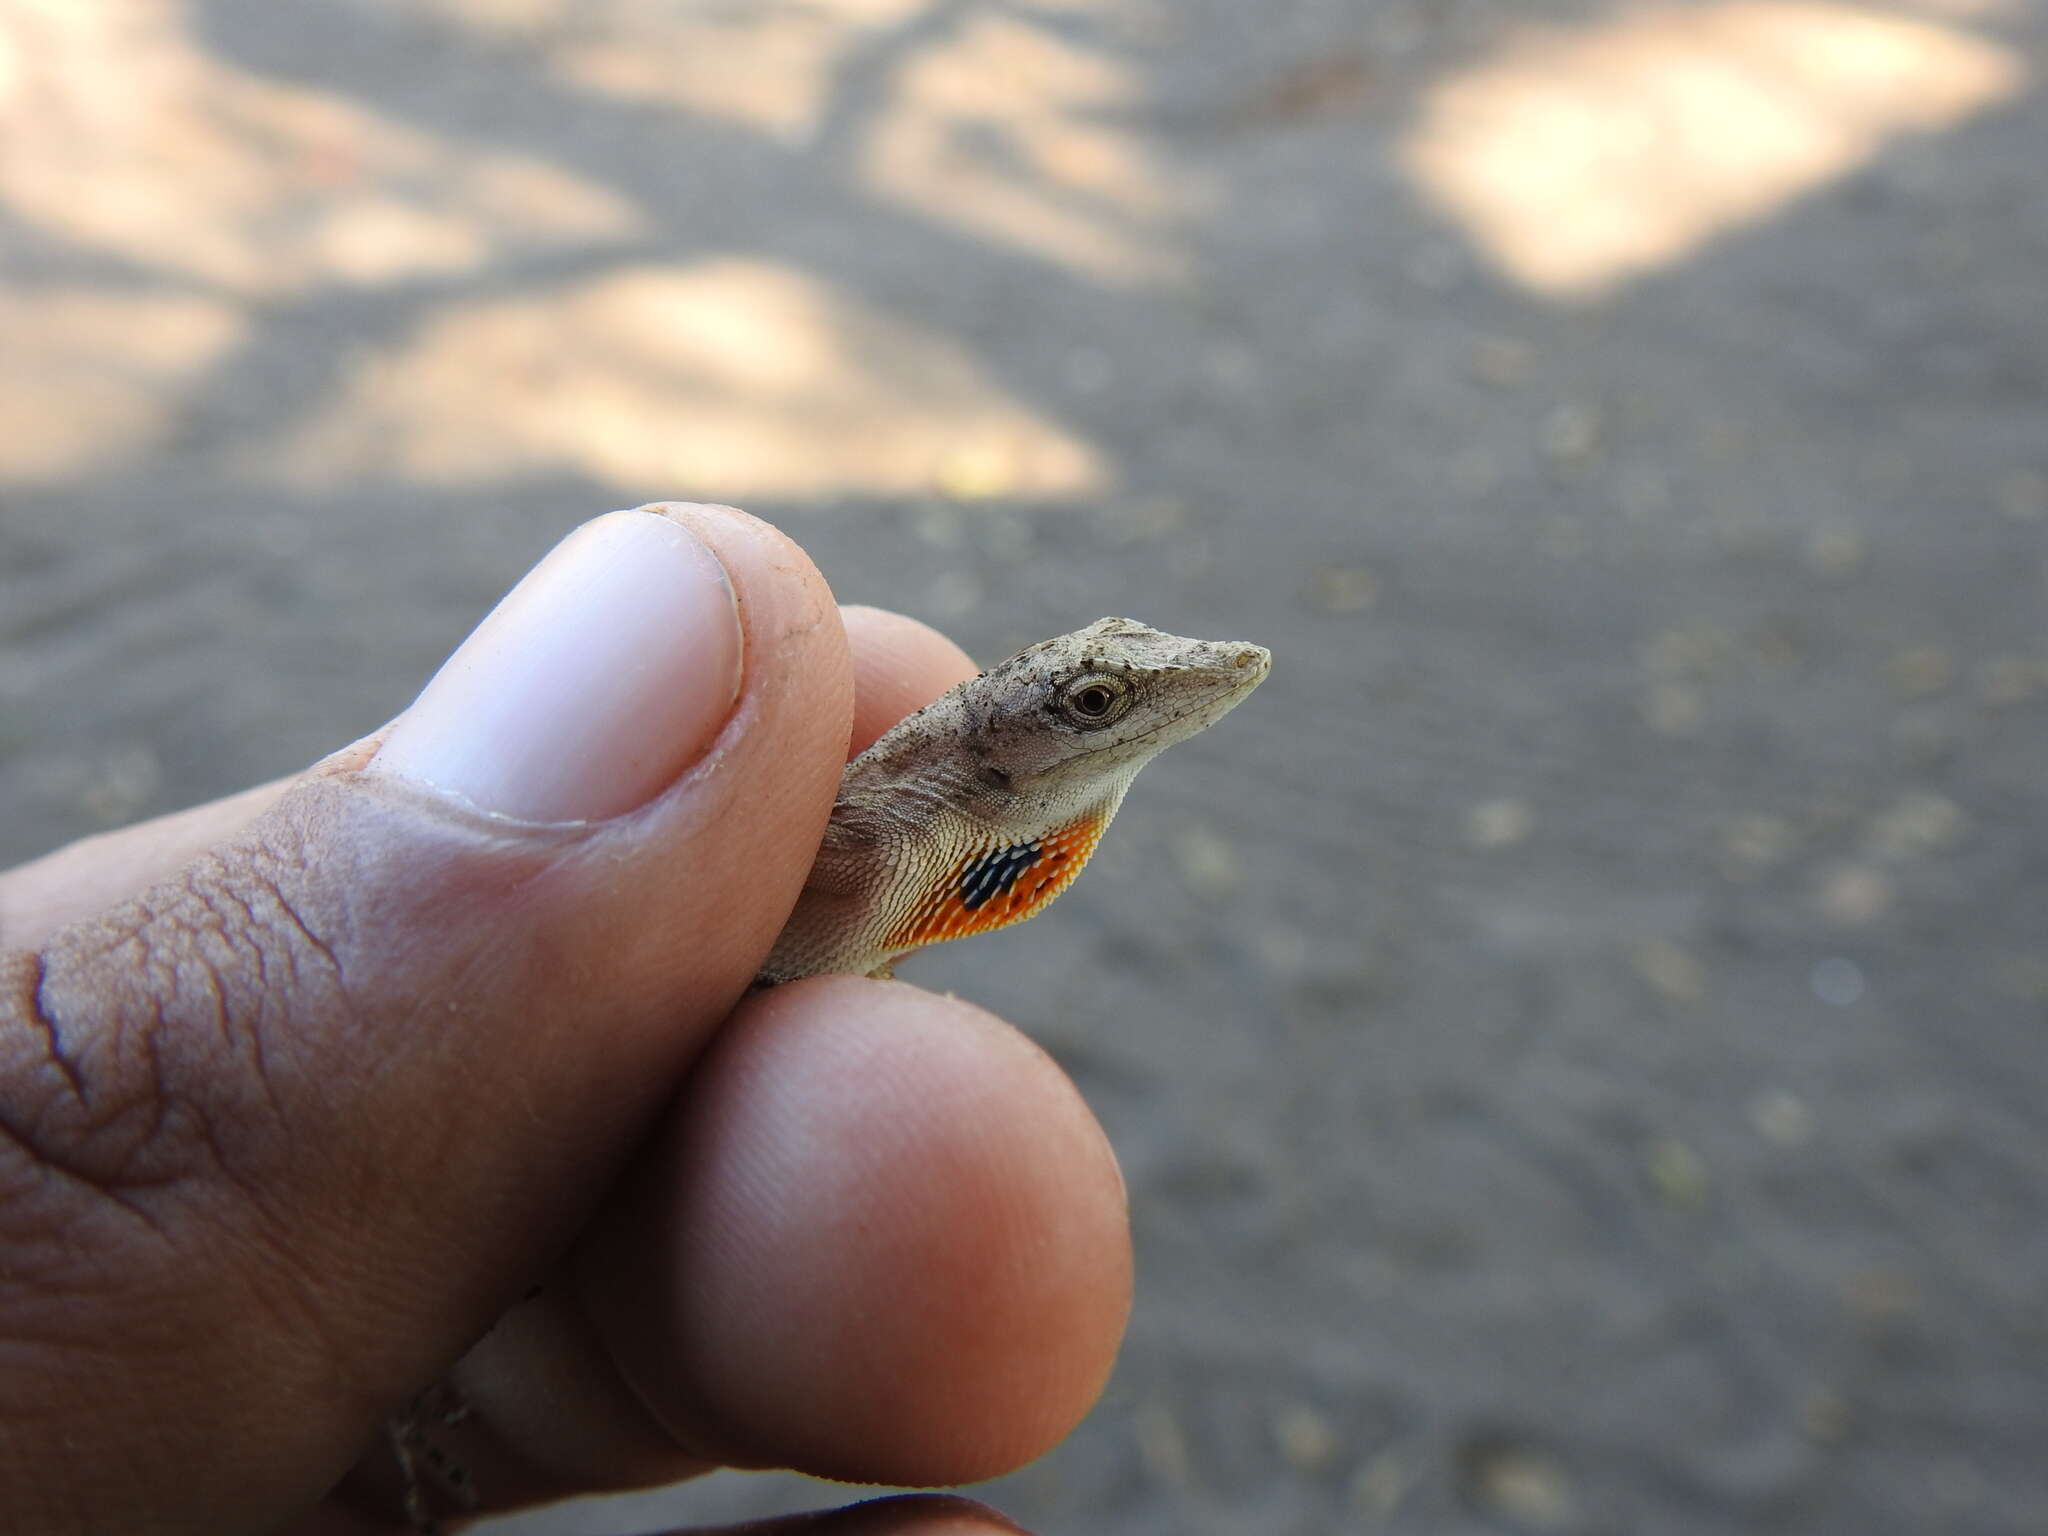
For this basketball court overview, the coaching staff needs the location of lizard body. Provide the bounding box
[760,616,1270,983]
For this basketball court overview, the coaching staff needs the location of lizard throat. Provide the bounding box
[883,807,1111,954]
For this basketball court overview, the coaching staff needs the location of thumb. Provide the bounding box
[0,503,852,1534]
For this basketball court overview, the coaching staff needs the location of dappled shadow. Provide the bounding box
[0,0,1193,499]
[260,257,1105,499]
[5,3,2048,1534]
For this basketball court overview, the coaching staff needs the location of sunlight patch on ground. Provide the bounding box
[1402,1,2028,299]
[258,259,1107,500]
[0,0,641,296]
[861,14,1196,286]
[408,1,1195,285]
[0,286,244,483]
[393,0,923,145]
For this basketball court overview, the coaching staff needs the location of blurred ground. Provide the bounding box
[3,1,2047,1532]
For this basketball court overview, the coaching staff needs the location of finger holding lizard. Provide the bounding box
[384,599,1265,1523]
[1,504,1129,1535]
[360,600,1133,1523]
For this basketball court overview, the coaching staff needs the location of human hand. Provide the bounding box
[0,503,1132,1534]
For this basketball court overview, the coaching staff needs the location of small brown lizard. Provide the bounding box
[760,615,1271,982]
[392,617,1267,1530]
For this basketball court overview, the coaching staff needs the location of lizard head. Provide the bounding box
[970,616,1270,797]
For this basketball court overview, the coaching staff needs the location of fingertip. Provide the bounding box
[581,976,1132,1487]
[839,607,980,756]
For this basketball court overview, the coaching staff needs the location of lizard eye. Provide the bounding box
[1057,674,1132,729]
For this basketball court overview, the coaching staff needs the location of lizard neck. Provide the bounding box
[862,775,1136,965]
[957,769,1135,849]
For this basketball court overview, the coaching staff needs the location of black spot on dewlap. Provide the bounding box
[959,841,1044,910]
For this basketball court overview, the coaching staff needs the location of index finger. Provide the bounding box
[838,607,979,758]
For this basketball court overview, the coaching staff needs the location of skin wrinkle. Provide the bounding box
[184,866,260,1083]
[101,896,193,1184]
[20,950,87,1103]
[135,991,174,1171]
[6,813,497,1526]
[0,1101,169,1236]
[5,853,327,1236]
[0,953,161,1219]
[170,1080,268,1211]
[191,849,346,1130]
[162,888,266,1176]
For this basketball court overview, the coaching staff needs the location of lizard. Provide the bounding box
[392,616,1268,1530]
[758,615,1272,983]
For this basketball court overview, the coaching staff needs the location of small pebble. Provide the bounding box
[1867,792,1965,858]
[1135,1399,1194,1487]
[1172,825,1241,896]
[1816,864,1892,926]
[1721,814,1796,872]
[1635,939,1705,1005]
[1352,1449,1409,1516]
[1810,956,1866,1007]
[1975,654,2048,708]
[1647,1135,1710,1208]
[1805,526,1865,579]
[1888,646,1954,698]
[1310,563,1378,612]
[1643,681,1705,736]
[1748,1088,1814,1147]
[1273,1403,1340,1471]
[1457,1439,1576,1529]
[1466,797,1534,850]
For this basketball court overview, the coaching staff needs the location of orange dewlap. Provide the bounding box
[885,812,1108,954]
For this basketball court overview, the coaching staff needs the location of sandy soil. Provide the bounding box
[2,1,2045,1531]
